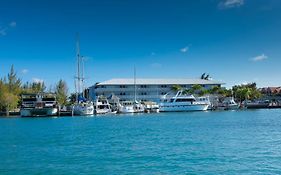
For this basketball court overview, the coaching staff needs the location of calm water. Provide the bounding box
[1,109,281,174]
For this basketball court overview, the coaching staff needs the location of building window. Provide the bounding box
[160,85,167,88]
[140,85,147,88]
[119,92,126,96]
[140,92,147,96]
[120,85,126,88]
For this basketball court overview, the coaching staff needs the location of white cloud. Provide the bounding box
[9,21,16,27]
[0,21,16,36]
[251,54,268,62]
[150,63,162,68]
[21,69,29,74]
[32,78,44,83]
[0,28,7,36]
[219,0,244,9]
[241,81,249,85]
[180,46,189,53]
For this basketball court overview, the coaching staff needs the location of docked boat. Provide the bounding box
[159,91,209,112]
[217,97,239,110]
[118,101,145,113]
[73,34,94,116]
[117,67,145,114]
[73,100,94,116]
[142,101,160,113]
[94,96,114,114]
[244,100,270,109]
[20,93,58,117]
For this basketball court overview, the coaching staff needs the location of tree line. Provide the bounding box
[171,82,262,102]
[0,65,69,115]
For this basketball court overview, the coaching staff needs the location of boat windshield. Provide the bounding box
[175,98,195,102]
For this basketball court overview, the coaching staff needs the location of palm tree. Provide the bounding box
[171,85,183,92]
[198,89,209,96]
[191,84,203,92]
[182,89,192,95]
[209,86,220,94]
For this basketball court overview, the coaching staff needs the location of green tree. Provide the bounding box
[209,86,220,94]
[171,85,183,92]
[232,83,262,102]
[7,65,22,95]
[0,80,18,116]
[69,93,77,104]
[31,82,46,93]
[190,84,203,94]
[198,89,209,96]
[55,79,68,106]
[0,65,22,115]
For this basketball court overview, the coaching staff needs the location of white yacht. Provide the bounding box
[73,34,94,116]
[73,101,94,115]
[20,93,58,117]
[142,101,160,113]
[118,101,145,113]
[117,67,145,114]
[159,91,209,112]
[94,96,114,114]
[221,97,239,110]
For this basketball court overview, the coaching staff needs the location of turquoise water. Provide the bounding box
[1,109,281,174]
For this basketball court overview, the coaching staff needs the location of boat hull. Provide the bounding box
[246,104,269,109]
[226,104,239,110]
[118,106,144,113]
[73,105,94,115]
[118,106,135,113]
[159,104,209,112]
[20,108,58,117]
[95,109,112,114]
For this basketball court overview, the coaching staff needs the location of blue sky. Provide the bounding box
[1,0,281,92]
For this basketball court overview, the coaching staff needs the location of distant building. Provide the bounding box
[89,78,224,102]
[260,87,281,96]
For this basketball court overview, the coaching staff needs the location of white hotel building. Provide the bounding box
[89,78,224,102]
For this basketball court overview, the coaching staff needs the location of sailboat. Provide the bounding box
[118,67,145,113]
[73,34,94,116]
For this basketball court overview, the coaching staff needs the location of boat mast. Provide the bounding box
[134,66,136,102]
[76,33,81,101]
[81,56,85,98]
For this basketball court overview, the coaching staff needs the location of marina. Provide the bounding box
[1,0,281,174]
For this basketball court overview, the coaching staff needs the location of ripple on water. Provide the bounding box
[1,109,281,174]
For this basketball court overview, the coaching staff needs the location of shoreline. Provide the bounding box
[1,107,281,118]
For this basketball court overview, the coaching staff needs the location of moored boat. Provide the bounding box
[217,97,239,110]
[159,91,209,112]
[142,101,160,113]
[244,100,270,109]
[73,34,94,116]
[20,93,58,117]
[94,96,113,114]
[118,101,145,113]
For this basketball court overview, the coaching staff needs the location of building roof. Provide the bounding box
[96,78,224,85]
[260,87,281,94]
